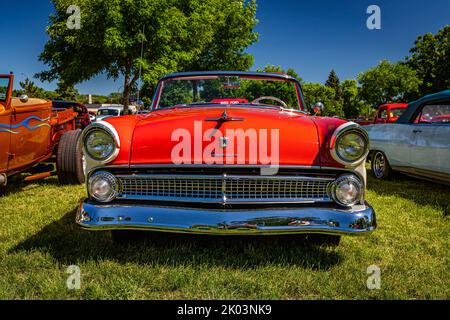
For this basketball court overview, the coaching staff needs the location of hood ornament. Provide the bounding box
[205,110,245,122]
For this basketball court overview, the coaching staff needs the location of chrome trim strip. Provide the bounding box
[76,200,376,235]
[115,174,335,181]
[128,164,323,169]
[391,166,450,185]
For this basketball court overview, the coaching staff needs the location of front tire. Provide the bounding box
[371,151,392,179]
[56,129,85,185]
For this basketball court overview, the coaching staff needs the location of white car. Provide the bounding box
[96,106,124,121]
[364,90,450,185]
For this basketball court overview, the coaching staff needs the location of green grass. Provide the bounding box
[0,171,449,299]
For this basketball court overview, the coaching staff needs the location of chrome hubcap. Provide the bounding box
[373,152,386,178]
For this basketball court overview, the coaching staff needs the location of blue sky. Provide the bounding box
[1,0,449,95]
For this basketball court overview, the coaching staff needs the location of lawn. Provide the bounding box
[0,171,448,299]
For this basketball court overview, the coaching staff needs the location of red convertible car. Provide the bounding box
[76,71,376,245]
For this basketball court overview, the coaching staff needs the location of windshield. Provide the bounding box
[391,108,406,118]
[97,109,119,116]
[156,76,301,110]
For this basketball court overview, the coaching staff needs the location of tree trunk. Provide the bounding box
[122,69,131,115]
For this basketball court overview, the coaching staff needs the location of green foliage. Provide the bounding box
[302,83,344,117]
[17,78,59,100]
[325,69,342,99]
[55,80,79,101]
[357,60,421,107]
[406,25,450,96]
[340,79,371,119]
[37,0,258,114]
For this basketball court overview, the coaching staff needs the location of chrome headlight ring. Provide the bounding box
[82,121,121,165]
[88,171,121,202]
[329,174,363,207]
[330,122,370,167]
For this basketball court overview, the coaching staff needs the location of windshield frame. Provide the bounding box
[150,72,306,111]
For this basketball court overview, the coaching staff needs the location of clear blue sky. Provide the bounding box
[1,0,449,95]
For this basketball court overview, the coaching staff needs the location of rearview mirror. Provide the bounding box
[312,102,324,115]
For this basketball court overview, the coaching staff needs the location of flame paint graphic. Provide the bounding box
[0,116,50,134]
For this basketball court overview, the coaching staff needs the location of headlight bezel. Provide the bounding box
[329,174,363,207]
[330,123,369,166]
[88,171,120,202]
[82,121,120,164]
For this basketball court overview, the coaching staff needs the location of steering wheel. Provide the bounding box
[251,96,288,108]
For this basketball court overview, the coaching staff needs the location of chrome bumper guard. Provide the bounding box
[76,200,376,235]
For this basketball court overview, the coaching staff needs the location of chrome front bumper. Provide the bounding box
[76,200,376,236]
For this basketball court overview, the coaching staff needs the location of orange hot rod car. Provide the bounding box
[76,71,376,245]
[0,73,84,189]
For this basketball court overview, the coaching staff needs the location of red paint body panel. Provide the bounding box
[309,117,347,168]
[103,115,138,165]
[106,107,347,168]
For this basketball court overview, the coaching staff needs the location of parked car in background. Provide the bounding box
[76,71,376,245]
[0,73,85,189]
[365,90,450,185]
[356,103,408,126]
[52,100,91,129]
[96,105,124,121]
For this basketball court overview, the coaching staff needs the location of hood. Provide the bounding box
[130,106,321,166]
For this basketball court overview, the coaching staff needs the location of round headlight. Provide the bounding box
[330,175,362,207]
[88,171,119,202]
[332,127,369,165]
[84,129,115,161]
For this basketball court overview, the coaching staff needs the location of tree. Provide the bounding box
[19,78,44,97]
[325,69,342,99]
[357,60,421,107]
[302,83,344,117]
[37,0,258,114]
[55,79,79,101]
[340,79,370,119]
[406,25,450,96]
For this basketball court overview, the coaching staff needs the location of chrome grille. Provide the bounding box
[116,174,333,204]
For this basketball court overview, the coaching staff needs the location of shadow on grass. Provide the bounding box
[366,171,450,217]
[0,175,62,197]
[11,209,342,271]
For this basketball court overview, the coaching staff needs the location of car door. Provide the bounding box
[8,98,52,171]
[410,102,450,175]
[366,120,413,170]
[0,75,13,173]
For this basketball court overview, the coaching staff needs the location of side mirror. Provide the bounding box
[20,94,29,103]
[312,102,324,115]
